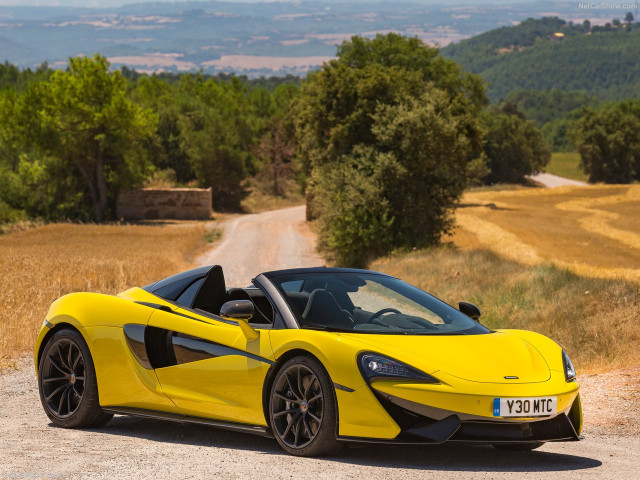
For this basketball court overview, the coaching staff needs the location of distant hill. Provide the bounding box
[0,1,630,77]
[441,17,640,102]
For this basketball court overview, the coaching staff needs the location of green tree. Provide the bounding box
[0,80,87,220]
[0,55,157,222]
[573,100,640,183]
[296,34,485,267]
[44,55,157,221]
[253,84,300,196]
[180,76,256,209]
[481,103,551,184]
[132,75,194,183]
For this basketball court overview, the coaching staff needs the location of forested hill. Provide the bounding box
[441,17,640,102]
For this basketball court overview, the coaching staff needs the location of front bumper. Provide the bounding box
[337,370,582,444]
[355,391,582,444]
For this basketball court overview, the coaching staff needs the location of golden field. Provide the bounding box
[375,184,640,372]
[0,222,209,370]
[453,184,640,283]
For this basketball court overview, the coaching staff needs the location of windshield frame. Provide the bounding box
[262,269,490,336]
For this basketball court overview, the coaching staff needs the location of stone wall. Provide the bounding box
[116,188,212,220]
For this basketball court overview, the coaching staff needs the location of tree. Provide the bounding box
[1,55,157,222]
[625,12,634,23]
[296,34,485,267]
[132,75,194,183]
[180,76,256,209]
[481,103,551,184]
[573,100,640,183]
[253,84,299,196]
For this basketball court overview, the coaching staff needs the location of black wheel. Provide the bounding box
[38,328,113,428]
[269,356,341,456]
[492,442,545,451]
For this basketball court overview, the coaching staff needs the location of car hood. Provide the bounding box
[341,330,551,384]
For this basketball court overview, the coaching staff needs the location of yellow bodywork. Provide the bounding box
[34,286,582,440]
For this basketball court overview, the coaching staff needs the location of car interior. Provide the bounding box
[151,267,478,333]
[187,266,275,326]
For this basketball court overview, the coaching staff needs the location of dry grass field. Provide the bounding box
[0,222,209,370]
[453,184,640,283]
[374,184,640,372]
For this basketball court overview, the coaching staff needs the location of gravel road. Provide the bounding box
[1,205,638,480]
[197,205,323,285]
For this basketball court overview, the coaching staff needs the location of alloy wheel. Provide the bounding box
[40,338,86,418]
[271,364,324,449]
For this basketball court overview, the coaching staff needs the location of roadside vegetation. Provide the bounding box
[0,222,208,370]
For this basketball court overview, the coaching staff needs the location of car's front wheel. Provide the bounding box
[269,356,341,456]
[38,328,113,428]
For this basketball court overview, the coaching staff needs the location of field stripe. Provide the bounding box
[455,211,542,265]
[555,187,640,251]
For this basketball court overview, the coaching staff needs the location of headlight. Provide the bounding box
[358,353,439,383]
[562,350,576,381]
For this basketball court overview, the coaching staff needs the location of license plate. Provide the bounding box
[493,397,557,417]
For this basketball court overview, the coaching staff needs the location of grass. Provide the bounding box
[0,222,209,370]
[453,184,640,283]
[204,228,223,243]
[545,152,589,182]
[373,248,640,372]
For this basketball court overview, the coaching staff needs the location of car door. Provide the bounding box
[147,306,275,426]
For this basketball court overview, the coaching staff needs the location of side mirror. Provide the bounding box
[220,300,258,341]
[459,301,481,321]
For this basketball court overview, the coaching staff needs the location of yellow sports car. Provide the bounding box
[35,266,582,456]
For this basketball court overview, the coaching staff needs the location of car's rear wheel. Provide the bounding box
[38,328,113,428]
[269,356,341,456]
[492,442,545,451]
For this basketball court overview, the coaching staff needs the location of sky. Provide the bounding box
[0,0,534,7]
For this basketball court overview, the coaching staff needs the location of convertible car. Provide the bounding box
[35,266,582,456]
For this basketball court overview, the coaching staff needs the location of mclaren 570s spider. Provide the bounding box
[35,265,582,456]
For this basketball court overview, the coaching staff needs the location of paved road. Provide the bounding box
[530,173,588,188]
[1,206,638,480]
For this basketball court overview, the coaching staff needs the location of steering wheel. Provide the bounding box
[367,308,402,323]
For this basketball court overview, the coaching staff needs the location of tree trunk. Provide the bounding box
[77,161,98,218]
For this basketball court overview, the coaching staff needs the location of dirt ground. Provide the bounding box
[1,205,639,479]
[0,356,638,480]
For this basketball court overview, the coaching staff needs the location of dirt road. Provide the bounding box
[197,205,322,285]
[530,172,588,188]
[1,206,638,480]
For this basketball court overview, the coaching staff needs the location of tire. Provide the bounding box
[492,442,545,451]
[269,356,341,457]
[38,328,113,428]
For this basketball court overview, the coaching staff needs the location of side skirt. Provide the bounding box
[103,406,273,438]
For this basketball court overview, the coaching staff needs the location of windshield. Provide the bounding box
[270,272,489,335]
